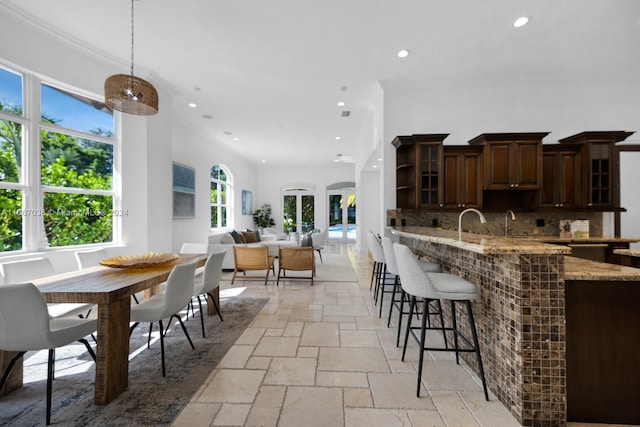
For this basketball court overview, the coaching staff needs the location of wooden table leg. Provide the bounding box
[0,350,23,397]
[206,287,220,316]
[94,298,130,404]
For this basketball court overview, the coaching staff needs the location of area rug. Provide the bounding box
[222,253,357,283]
[0,297,268,427]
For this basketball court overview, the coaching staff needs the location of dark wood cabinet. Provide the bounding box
[469,133,549,190]
[442,146,483,209]
[392,134,448,210]
[559,131,634,209]
[539,145,581,209]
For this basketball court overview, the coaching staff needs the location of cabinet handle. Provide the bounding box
[514,184,519,188]
[461,204,466,207]
[510,184,514,188]
[439,204,443,207]
[588,203,593,207]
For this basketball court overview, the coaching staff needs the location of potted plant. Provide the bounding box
[253,203,275,232]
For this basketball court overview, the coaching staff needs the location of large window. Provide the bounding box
[0,64,116,252]
[210,165,232,229]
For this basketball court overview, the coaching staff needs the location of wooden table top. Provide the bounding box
[32,254,206,305]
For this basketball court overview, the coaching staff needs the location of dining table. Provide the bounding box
[0,253,208,404]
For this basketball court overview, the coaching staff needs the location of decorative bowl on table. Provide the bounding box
[99,252,179,268]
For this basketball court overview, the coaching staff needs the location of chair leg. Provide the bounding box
[451,301,460,364]
[197,295,206,338]
[46,348,54,425]
[378,264,388,318]
[466,300,489,401]
[402,295,416,361]
[387,275,398,327]
[276,267,282,286]
[158,320,166,377]
[396,289,405,347]
[173,314,195,350]
[78,338,97,362]
[316,249,323,263]
[0,351,26,392]
[417,298,429,398]
[148,322,154,348]
[207,292,224,322]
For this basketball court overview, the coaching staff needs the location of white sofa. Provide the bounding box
[208,231,297,270]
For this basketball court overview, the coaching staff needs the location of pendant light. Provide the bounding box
[104,0,159,115]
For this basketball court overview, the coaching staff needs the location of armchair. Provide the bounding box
[231,246,275,286]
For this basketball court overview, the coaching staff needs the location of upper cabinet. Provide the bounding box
[539,145,581,209]
[559,131,634,209]
[469,133,549,190]
[392,134,448,210]
[442,146,483,209]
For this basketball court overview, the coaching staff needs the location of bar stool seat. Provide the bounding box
[428,272,479,300]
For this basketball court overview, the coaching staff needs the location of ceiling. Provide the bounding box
[4,0,640,166]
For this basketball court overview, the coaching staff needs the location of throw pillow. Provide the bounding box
[221,233,235,244]
[242,231,258,243]
[229,230,243,244]
[246,228,261,242]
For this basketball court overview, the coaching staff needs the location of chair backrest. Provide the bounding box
[381,236,399,276]
[180,243,208,254]
[233,246,270,270]
[200,250,226,293]
[0,257,55,283]
[0,282,52,351]
[279,246,314,271]
[75,248,108,269]
[312,230,328,249]
[393,243,439,300]
[162,259,199,318]
[367,232,385,263]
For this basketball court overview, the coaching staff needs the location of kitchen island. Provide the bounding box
[390,226,640,426]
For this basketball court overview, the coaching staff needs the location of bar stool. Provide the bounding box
[367,231,384,294]
[367,232,394,318]
[381,236,441,347]
[393,243,489,400]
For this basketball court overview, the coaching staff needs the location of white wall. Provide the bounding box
[170,120,257,252]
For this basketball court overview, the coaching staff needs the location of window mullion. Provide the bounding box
[22,74,44,251]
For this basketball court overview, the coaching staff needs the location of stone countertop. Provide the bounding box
[389,226,571,255]
[523,236,640,244]
[613,248,640,258]
[565,256,640,281]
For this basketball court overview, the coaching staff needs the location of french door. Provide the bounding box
[282,191,315,235]
[328,190,356,242]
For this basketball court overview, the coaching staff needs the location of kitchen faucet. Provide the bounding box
[505,210,516,236]
[458,208,487,241]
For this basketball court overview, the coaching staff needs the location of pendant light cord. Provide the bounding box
[130,0,135,76]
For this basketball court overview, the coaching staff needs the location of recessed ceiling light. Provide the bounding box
[378,158,382,161]
[261,160,267,163]
[337,101,345,107]
[372,165,378,168]
[513,16,530,28]
[397,49,410,58]
[188,102,197,108]
[233,137,239,141]
[335,136,341,140]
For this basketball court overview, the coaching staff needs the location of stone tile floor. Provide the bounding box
[172,243,630,427]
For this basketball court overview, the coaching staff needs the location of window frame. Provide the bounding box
[0,62,120,253]
[210,164,233,230]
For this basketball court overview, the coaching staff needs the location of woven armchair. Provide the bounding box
[231,246,276,286]
[276,246,315,286]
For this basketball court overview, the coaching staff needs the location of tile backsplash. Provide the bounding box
[387,210,603,237]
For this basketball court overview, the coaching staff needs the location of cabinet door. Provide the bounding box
[442,151,482,209]
[513,141,542,189]
[417,142,442,208]
[459,152,482,207]
[484,142,511,189]
[540,150,580,208]
[587,143,612,207]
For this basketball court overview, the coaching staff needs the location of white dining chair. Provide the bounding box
[0,282,97,425]
[128,259,199,376]
[0,258,94,319]
[180,242,208,277]
[192,250,226,338]
[74,248,108,269]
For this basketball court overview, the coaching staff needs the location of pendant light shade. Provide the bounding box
[104,0,158,115]
[105,74,158,115]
